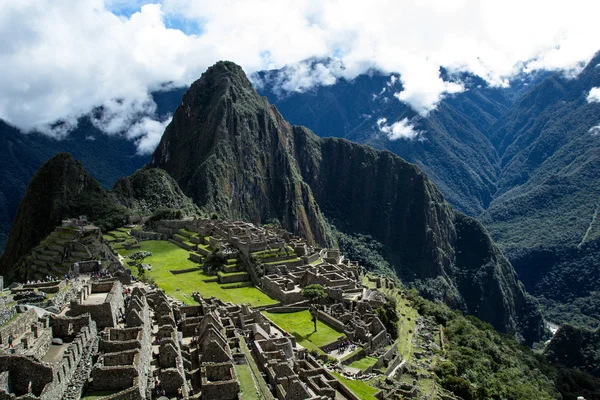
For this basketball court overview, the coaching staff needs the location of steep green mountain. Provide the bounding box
[0,152,197,280]
[544,324,600,378]
[151,61,544,343]
[481,54,600,327]
[411,293,600,400]
[112,166,199,216]
[0,87,186,254]
[255,60,600,329]
[0,152,129,278]
[150,61,331,246]
[253,67,543,216]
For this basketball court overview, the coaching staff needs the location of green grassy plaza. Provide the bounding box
[234,364,260,399]
[331,371,379,400]
[264,310,345,353]
[348,355,378,370]
[115,240,277,306]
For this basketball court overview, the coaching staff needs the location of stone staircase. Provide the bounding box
[170,229,199,252]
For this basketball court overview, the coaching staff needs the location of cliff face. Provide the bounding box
[0,153,128,278]
[150,61,330,246]
[150,61,544,343]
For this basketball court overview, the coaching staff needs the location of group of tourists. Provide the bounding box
[332,339,357,355]
[25,275,57,285]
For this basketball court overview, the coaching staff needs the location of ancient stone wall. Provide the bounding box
[130,230,169,241]
[92,365,138,390]
[0,309,37,345]
[50,313,91,339]
[316,310,345,332]
[0,305,16,327]
[68,281,123,328]
[0,355,54,397]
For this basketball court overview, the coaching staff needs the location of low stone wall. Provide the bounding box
[97,386,143,400]
[265,306,308,313]
[169,267,201,275]
[168,239,196,251]
[92,365,138,390]
[316,310,346,332]
[189,253,204,263]
[130,230,168,241]
[304,252,320,265]
[218,272,249,284]
[369,330,388,352]
[341,348,366,365]
[0,308,37,345]
[385,353,403,377]
[0,305,16,327]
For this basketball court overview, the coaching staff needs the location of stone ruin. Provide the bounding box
[0,217,401,399]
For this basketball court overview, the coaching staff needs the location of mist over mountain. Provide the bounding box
[0,87,186,254]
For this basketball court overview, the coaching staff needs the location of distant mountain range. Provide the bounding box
[253,56,600,329]
[1,54,599,329]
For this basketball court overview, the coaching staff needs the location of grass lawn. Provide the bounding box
[115,240,277,307]
[81,391,119,400]
[331,371,379,400]
[235,364,259,399]
[309,258,323,266]
[349,355,378,370]
[264,257,301,265]
[264,310,345,352]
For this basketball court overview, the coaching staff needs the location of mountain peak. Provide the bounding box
[0,152,125,278]
[191,60,255,96]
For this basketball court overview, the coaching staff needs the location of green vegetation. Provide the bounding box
[115,240,277,306]
[251,247,295,260]
[405,291,600,400]
[264,310,344,352]
[348,355,378,371]
[81,391,119,400]
[202,249,228,275]
[128,250,152,276]
[331,371,378,400]
[263,257,301,265]
[301,284,327,332]
[300,284,326,304]
[234,364,259,399]
[544,324,600,377]
[333,229,395,277]
[375,297,399,339]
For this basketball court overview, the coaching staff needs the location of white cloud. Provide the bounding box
[377,117,422,140]
[587,87,600,103]
[1,0,600,151]
[126,116,173,154]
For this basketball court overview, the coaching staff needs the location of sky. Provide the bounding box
[1,0,600,153]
